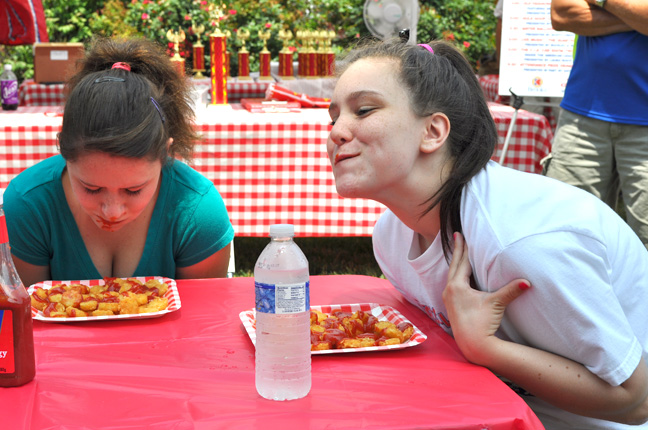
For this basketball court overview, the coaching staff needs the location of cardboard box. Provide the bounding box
[33,43,85,84]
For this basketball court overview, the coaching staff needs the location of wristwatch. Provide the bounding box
[595,0,607,8]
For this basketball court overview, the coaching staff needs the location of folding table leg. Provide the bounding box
[227,240,236,278]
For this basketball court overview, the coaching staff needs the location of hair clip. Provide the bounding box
[398,29,410,43]
[94,76,126,83]
[112,62,131,72]
[418,44,434,54]
[150,97,166,123]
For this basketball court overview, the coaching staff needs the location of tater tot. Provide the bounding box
[31,295,47,311]
[139,297,168,313]
[89,285,104,295]
[44,302,66,318]
[97,302,120,313]
[135,294,148,305]
[61,290,83,308]
[145,279,168,296]
[79,300,98,312]
[48,293,63,303]
[119,296,140,315]
[377,337,402,346]
[66,306,88,318]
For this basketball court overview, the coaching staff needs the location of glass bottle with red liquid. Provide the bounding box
[0,203,35,387]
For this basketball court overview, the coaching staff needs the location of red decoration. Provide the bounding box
[210,34,227,104]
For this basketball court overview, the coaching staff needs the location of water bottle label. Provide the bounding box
[255,281,310,314]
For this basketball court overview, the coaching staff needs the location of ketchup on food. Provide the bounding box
[0,208,36,387]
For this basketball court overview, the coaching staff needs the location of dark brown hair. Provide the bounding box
[337,39,498,259]
[59,37,199,163]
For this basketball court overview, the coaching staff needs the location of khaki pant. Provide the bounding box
[543,109,648,248]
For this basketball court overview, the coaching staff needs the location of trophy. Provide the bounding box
[321,30,336,77]
[236,28,251,80]
[258,29,272,81]
[296,30,306,78]
[208,3,227,104]
[167,29,186,76]
[224,30,232,77]
[305,30,318,78]
[278,29,294,80]
[191,23,206,78]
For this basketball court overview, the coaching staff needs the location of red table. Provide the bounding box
[0,103,552,236]
[0,275,544,430]
[18,78,269,106]
[488,102,553,173]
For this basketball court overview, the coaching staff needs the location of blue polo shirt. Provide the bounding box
[561,31,648,125]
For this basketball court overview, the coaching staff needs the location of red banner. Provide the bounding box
[0,0,49,45]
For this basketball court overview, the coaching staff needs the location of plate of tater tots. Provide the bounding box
[29,276,180,322]
[240,303,427,355]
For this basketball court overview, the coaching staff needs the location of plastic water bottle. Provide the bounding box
[254,224,311,400]
[1,64,19,111]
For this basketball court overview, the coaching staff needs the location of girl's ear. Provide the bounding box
[167,137,174,150]
[420,112,450,154]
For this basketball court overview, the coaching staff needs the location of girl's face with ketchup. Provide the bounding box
[65,151,163,233]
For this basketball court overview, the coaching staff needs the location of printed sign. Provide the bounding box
[499,0,575,98]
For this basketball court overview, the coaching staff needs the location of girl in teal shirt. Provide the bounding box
[4,37,234,287]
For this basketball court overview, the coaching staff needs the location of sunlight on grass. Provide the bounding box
[233,237,384,278]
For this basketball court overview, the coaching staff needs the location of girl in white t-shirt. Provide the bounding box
[326,37,648,429]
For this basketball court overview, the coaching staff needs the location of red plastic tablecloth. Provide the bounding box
[0,275,544,430]
[0,104,551,236]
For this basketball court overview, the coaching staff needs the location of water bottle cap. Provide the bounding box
[269,224,294,237]
[4,64,11,71]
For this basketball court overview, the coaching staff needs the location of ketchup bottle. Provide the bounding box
[0,203,35,387]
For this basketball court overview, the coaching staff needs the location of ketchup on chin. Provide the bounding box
[0,211,36,387]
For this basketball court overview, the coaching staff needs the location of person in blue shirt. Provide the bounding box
[544,0,648,248]
[4,37,234,287]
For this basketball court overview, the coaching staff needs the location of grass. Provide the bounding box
[232,236,384,278]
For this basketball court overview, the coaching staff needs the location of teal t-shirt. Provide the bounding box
[4,155,234,281]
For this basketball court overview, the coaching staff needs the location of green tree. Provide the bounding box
[1,0,498,84]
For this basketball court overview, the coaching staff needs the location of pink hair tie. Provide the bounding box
[418,44,434,54]
[112,62,131,71]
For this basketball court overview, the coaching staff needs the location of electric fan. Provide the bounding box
[363,0,420,44]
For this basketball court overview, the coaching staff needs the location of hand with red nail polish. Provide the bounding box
[443,231,532,366]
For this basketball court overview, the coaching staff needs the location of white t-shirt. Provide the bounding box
[373,161,648,429]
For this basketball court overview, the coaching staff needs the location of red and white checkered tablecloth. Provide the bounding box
[0,106,62,186]
[18,78,269,107]
[0,104,552,236]
[489,102,553,174]
[191,78,270,102]
[18,80,66,107]
[191,105,385,236]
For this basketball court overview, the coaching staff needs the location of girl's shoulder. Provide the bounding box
[163,160,214,196]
